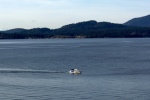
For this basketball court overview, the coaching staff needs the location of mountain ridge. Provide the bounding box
[0,15,150,39]
[124,14,150,27]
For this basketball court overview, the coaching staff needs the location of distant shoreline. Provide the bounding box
[1,35,150,39]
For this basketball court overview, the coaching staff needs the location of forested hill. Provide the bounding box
[1,20,150,39]
[53,21,128,38]
[124,15,150,27]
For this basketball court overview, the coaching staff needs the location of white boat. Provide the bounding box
[69,69,82,74]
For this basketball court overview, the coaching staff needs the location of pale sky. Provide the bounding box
[0,0,150,30]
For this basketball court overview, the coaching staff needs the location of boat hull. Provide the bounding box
[69,69,82,74]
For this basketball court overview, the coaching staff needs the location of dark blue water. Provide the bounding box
[0,38,150,100]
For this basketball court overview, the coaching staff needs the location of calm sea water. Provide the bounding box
[0,38,150,100]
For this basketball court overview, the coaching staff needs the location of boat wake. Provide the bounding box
[0,69,65,74]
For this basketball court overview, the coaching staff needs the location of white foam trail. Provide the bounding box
[0,68,65,73]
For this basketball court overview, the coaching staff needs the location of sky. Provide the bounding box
[0,0,150,30]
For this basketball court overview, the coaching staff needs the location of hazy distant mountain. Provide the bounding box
[4,28,27,33]
[24,28,51,34]
[124,15,150,27]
